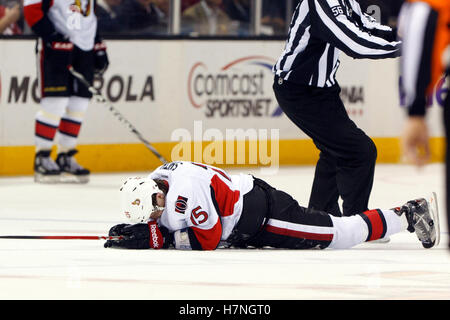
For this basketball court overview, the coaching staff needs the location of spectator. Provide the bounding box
[224,0,249,22]
[96,0,123,34]
[151,0,170,33]
[0,1,22,35]
[223,0,250,35]
[182,0,200,12]
[118,0,161,35]
[261,0,287,35]
[182,0,232,36]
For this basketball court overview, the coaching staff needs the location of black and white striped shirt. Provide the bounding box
[273,0,401,88]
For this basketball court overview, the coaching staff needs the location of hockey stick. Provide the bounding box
[68,66,168,164]
[0,235,123,240]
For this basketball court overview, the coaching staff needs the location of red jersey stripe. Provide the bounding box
[24,2,44,27]
[210,175,240,217]
[191,219,222,250]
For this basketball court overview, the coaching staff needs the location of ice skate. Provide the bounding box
[398,192,440,248]
[56,149,90,184]
[34,150,61,183]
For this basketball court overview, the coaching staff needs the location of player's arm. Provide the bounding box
[173,199,222,250]
[93,2,109,76]
[23,0,56,40]
[399,2,440,166]
[310,0,401,59]
[399,1,439,117]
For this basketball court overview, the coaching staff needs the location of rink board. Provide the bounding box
[0,39,447,175]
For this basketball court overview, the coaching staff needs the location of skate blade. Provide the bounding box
[34,173,61,184]
[60,173,90,184]
[427,192,440,248]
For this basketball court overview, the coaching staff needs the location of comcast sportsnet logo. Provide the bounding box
[187,56,282,118]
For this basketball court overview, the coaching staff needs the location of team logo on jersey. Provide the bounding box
[70,0,91,16]
[132,199,141,206]
[175,196,188,214]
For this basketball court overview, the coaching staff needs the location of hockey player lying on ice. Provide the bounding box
[104,161,440,250]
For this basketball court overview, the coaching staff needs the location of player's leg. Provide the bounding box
[56,46,94,183]
[330,193,440,249]
[244,178,439,249]
[56,96,90,183]
[34,39,73,183]
[248,186,335,249]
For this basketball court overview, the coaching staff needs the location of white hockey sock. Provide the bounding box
[57,96,89,151]
[35,97,69,150]
[327,209,403,249]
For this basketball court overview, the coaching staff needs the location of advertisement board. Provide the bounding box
[0,39,446,174]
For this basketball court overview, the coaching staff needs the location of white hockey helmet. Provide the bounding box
[119,177,165,223]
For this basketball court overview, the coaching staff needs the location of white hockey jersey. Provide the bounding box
[149,162,254,250]
[24,0,97,51]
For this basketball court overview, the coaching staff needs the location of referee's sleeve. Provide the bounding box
[349,0,398,42]
[310,0,401,59]
[399,2,439,116]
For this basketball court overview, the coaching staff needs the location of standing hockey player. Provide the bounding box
[104,161,439,250]
[398,0,449,248]
[272,0,401,217]
[24,0,109,183]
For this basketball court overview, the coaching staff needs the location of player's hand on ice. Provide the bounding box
[93,40,109,76]
[402,116,431,167]
[104,221,165,249]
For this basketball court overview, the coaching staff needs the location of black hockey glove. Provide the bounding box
[43,31,71,50]
[104,221,170,249]
[93,41,109,76]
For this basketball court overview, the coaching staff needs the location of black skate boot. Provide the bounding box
[396,192,440,249]
[34,150,61,183]
[56,149,90,184]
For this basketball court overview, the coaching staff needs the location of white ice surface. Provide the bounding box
[0,164,449,300]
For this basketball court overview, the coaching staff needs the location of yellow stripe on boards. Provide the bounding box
[0,137,445,176]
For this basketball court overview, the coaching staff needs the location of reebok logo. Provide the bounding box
[149,223,161,249]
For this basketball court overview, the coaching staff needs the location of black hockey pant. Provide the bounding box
[273,76,377,217]
[228,177,334,249]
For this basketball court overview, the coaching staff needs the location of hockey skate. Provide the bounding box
[56,149,90,184]
[34,150,61,183]
[398,192,440,248]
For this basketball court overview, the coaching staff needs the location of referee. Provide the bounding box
[273,0,401,217]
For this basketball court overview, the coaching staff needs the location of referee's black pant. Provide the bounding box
[273,76,377,217]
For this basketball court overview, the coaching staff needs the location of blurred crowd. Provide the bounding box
[1,0,405,37]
